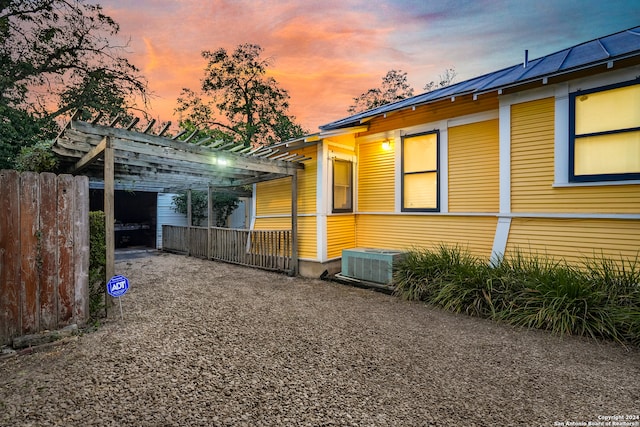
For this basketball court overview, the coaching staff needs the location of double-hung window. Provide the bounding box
[402,131,439,211]
[570,80,640,182]
[332,159,353,213]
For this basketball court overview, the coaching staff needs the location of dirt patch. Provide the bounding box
[1,253,638,426]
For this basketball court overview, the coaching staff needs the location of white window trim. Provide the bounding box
[327,150,356,215]
[496,66,640,220]
[439,128,449,213]
[318,142,357,262]
[357,111,500,214]
[399,129,443,212]
[555,67,640,187]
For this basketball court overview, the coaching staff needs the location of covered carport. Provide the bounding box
[53,112,311,278]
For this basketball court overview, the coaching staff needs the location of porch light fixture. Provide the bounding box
[382,140,392,151]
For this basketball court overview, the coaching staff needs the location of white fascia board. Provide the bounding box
[319,126,369,138]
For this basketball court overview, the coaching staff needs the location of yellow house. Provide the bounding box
[254,27,640,278]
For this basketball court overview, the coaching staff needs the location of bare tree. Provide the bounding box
[348,70,414,114]
[423,67,457,92]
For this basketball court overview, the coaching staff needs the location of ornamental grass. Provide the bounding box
[393,245,640,347]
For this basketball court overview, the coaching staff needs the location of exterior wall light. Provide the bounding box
[382,141,392,151]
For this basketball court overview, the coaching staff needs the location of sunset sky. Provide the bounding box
[102,0,640,131]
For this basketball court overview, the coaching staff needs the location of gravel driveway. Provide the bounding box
[1,252,638,426]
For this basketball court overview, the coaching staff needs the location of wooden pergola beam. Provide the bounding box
[72,137,107,173]
[71,121,304,176]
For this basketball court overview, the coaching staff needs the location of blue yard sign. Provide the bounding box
[107,275,129,297]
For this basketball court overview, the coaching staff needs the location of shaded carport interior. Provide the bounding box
[53,112,319,278]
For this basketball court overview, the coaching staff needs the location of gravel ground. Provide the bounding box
[1,252,639,427]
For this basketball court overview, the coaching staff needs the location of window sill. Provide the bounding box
[553,180,640,188]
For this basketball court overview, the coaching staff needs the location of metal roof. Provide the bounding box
[320,26,640,131]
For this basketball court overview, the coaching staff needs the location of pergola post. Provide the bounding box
[208,185,213,259]
[186,189,192,256]
[290,171,298,276]
[104,137,115,307]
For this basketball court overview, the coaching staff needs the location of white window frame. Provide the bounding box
[554,67,640,187]
[327,150,356,215]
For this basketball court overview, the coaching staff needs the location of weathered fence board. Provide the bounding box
[0,170,21,343]
[57,174,75,324]
[20,172,39,335]
[39,173,59,330]
[162,225,292,272]
[0,170,89,345]
[189,227,208,258]
[74,179,89,322]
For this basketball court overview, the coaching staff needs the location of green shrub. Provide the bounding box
[14,140,59,172]
[393,245,640,347]
[89,211,106,320]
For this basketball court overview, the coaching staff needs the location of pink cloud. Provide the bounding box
[103,0,413,129]
[101,0,640,131]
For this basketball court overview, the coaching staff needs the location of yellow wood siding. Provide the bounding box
[357,140,395,212]
[355,214,497,258]
[327,215,356,259]
[255,146,317,216]
[327,143,355,156]
[511,98,640,213]
[296,146,317,215]
[326,134,356,149]
[254,217,290,229]
[506,218,640,265]
[360,95,499,137]
[297,216,317,259]
[254,146,318,260]
[255,178,291,215]
[448,120,499,212]
[254,216,317,260]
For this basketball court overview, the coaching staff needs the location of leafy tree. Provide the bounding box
[0,105,56,169]
[176,43,306,147]
[211,193,241,227]
[172,191,240,227]
[348,70,414,114]
[424,67,457,92]
[0,0,148,169]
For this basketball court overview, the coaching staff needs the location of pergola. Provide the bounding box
[53,112,315,277]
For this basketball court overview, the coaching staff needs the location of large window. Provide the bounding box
[402,131,439,211]
[332,159,353,213]
[570,80,640,182]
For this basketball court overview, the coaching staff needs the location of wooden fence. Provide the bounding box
[162,225,292,272]
[0,170,89,345]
